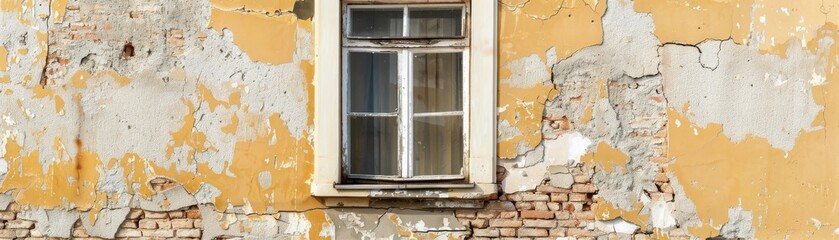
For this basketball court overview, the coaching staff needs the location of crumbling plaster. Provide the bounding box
[1,0,839,238]
[501,0,839,239]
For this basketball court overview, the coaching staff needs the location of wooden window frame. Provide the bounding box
[342,3,470,181]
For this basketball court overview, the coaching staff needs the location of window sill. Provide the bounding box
[311,182,496,204]
[334,183,474,190]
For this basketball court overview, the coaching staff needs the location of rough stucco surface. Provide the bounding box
[2,0,839,239]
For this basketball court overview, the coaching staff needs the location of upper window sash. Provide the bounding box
[345,4,467,39]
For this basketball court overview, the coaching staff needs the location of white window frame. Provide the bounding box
[313,0,496,200]
[342,3,470,181]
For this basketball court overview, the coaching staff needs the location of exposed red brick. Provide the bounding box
[569,193,587,202]
[572,183,597,193]
[520,210,554,219]
[498,211,518,219]
[455,210,477,219]
[499,228,517,237]
[523,219,556,228]
[489,219,523,228]
[518,228,548,237]
[472,229,499,237]
[186,210,201,219]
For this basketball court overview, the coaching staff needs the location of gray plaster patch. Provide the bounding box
[81,207,130,238]
[138,185,198,211]
[502,131,592,193]
[662,39,827,151]
[501,54,552,88]
[497,119,523,143]
[515,144,545,168]
[697,40,722,69]
[549,172,574,189]
[193,182,222,204]
[96,165,132,209]
[258,170,272,189]
[667,172,702,229]
[198,204,301,240]
[325,208,467,239]
[79,70,194,170]
[0,191,13,210]
[596,217,640,234]
[551,0,661,82]
[325,208,386,239]
[19,208,79,238]
[719,207,755,239]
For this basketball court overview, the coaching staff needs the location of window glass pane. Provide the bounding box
[349,8,404,38]
[349,51,398,113]
[408,7,463,37]
[413,116,463,176]
[350,116,399,175]
[412,52,463,113]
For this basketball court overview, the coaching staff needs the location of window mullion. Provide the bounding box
[399,50,412,179]
[403,5,409,37]
[400,6,412,180]
[406,50,414,178]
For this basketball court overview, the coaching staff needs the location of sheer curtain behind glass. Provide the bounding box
[409,8,462,37]
[413,53,463,176]
[348,52,398,176]
[350,8,403,37]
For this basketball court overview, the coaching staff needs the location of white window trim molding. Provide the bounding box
[312,0,497,200]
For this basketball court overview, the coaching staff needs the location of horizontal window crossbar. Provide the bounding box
[334,183,475,190]
[413,111,463,117]
[347,112,398,117]
[347,174,464,181]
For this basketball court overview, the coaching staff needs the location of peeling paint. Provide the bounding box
[1,0,838,238]
[635,0,753,45]
[208,4,298,65]
[497,0,607,158]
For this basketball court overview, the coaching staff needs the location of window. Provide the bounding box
[312,0,496,201]
[343,4,468,181]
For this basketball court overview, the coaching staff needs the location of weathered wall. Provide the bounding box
[1,0,838,239]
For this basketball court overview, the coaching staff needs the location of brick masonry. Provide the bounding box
[454,163,690,240]
[0,203,203,239]
[0,162,689,240]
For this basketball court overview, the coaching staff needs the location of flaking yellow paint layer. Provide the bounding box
[31,85,64,113]
[50,0,67,23]
[497,0,606,158]
[497,83,556,158]
[665,19,839,240]
[594,199,649,231]
[70,70,92,88]
[0,46,7,71]
[304,210,333,240]
[750,0,829,56]
[0,0,36,25]
[499,0,606,63]
[0,137,101,210]
[210,0,295,13]
[208,6,297,65]
[198,83,241,112]
[581,141,629,174]
[634,0,753,45]
[668,39,839,238]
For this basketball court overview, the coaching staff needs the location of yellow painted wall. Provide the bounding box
[1,0,838,238]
